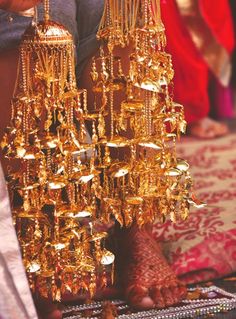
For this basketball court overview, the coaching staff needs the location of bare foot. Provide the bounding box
[35,298,62,319]
[117,226,187,310]
[188,117,229,139]
[36,286,120,319]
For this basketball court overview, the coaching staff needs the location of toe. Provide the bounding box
[161,287,175,307]
[172,286,181,304]
[149,287,165,308]
[179,284,187,299]
[216,123,229,136]
[188,117,229,139]
[137,296,155,309]
[125,285,154,309]
[44,310,62,319]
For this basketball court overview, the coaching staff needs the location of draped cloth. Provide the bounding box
[0,163,38,319]
[160,0,235,123]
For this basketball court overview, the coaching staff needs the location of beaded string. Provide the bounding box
[44,0,50,21]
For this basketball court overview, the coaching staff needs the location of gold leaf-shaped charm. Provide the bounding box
[13,116,22,128]
[179,120,187,134]
[44,118,52,130]
[57,111,64,124]
[23,200,30,211]
[34,228,42,239]
[113,211,123,226]
[0,134,8,150]
[98,113,106,138]
[100,250,115,265]
[170,211,176,223]
[181,207,189,220]
[176,158,189,172]
[34,104,42,118]
[55,288,61,302]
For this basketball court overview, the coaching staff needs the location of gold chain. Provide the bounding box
[44,0,50,21]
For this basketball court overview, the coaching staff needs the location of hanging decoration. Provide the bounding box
[95,0,200,228]
[1,0,202,301]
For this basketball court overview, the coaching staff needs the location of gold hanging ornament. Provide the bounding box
[93,0,202,227]
[1,0,114,301]
[1,0,204,302]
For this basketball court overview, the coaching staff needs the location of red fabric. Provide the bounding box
[160,0,235,124]
[152,134,236,284]
[199,0,235,54]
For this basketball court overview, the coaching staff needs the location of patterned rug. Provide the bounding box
[153,133,236,284]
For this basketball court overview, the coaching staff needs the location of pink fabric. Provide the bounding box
[0,163,38,319]
[153,133,236,284]
[213,80,234,119]
[199,0,235,54]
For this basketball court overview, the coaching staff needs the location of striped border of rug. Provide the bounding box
[62,286,236,319]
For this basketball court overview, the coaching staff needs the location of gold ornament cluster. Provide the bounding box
[1,0,203,302]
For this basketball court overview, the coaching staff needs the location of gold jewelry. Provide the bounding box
[1,0,201,302]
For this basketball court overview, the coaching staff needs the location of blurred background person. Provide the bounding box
[161,0,235,138]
